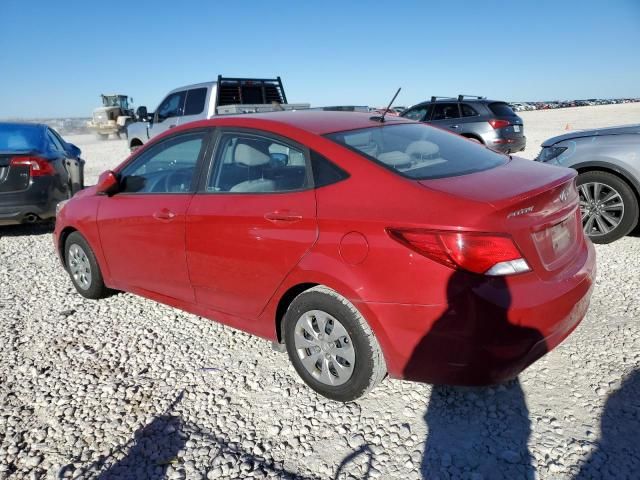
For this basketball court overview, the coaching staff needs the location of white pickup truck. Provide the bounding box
[126,76,309,151]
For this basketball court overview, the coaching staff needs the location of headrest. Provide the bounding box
[344,132,372,147]
[378,151,411,166]
[406,140,440,159]
[234,141,270,167]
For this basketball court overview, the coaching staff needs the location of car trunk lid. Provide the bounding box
[0,153,32,193]
[418,157,583,278]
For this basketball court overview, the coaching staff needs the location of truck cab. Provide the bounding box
[127,77,308,151]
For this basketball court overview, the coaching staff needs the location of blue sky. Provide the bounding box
[1,0,639,118]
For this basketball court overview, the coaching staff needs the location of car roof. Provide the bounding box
[184,111,416,135]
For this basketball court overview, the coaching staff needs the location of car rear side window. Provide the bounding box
[431,103,460,120]
[460,104,479,117]
[184,88,207,116]
[208,134,309,193]
[326,123,507,180]
[311,151,349,187]
[489,102,516,116]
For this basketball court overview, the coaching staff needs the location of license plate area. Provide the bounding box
[532,213,579,270]
[513,125,521,133]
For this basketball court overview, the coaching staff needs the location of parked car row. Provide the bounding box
[510,98,639,112]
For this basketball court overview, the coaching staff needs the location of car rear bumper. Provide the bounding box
[0,179,65,225]
[489,135,526,154]
[357,240,595,385]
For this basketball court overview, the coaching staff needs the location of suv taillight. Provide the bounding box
[387,228,531,276]
[488,119,510,129]
[10,156,55,177]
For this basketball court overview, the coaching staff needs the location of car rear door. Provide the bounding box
[177,87,209,126]
[185,129,318,319]
[97,130,211,301]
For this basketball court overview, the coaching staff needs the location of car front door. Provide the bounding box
[97,130,210,301]
[186,129,318,319]
[149,91,186,139]
[430,103,462,133]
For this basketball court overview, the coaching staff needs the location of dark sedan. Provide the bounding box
[0,122,84,225]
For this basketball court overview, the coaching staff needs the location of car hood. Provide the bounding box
[542,124,640,147]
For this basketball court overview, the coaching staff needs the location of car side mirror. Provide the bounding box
[66,143,81,157]
[96,170,119,196]
[136,106,148,121]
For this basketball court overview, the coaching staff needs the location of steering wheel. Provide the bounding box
[162,169,192,193]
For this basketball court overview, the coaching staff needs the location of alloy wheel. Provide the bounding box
[294,309,355,386]
[68,244,92,290]
[578,181,624,237]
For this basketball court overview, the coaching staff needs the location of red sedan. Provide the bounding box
[54,111,595,402]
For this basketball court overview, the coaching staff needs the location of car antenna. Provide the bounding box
[371,87,401,123]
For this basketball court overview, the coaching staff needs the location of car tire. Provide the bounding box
[577,170,639,244]
[283,286,386,402]
[65,232,110,299]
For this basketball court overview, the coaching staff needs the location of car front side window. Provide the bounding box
[402,106,430,121]
[119,132,206,194]
[432,103,461,120]
[156,91,186,122]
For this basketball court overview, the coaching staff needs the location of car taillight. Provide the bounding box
[488,119,510,129]
[10,156,55,176]
[387,228,531,276]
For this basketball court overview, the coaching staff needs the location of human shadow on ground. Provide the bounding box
[574,369,640,479]
[404,271,547,479]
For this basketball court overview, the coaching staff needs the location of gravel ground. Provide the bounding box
[1,105,639,479]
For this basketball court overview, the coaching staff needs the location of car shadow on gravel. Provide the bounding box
[573,369,640,479]
[0,222,54,238]
[405,272,546,480]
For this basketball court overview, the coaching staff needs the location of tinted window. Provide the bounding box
[431,103,460,120]
[46,129,65,152]
[184,88,207,116]
[460,104,479,117]
[0,124,44,151]
[311,151,349,187]
[209,134,308,193]
[156,91,186,122]
[120,132,205,193]
[402,106,430,121]
[326,123,507,180]
[489,102,516,116]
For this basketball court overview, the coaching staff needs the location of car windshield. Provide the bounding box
[0,124,44,152]
[326,123,507,179]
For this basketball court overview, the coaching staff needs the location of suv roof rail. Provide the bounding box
[457,94,486,101]
[430,96,457,102]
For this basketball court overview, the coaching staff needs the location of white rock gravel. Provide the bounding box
[0,106,639,479]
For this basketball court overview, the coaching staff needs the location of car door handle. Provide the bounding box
[168,124,176,129]
[449,124,460,129]
[264,211,303,223]
[153,208,176,221]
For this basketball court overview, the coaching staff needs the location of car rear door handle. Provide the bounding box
[264,210,303,223]
[449,124,460,129]
[153,208,176,221]
[168,124,176,129]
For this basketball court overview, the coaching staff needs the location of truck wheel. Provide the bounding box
[283,286,386,402]
[577,170,639,244]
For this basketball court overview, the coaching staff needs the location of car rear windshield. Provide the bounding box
[326,123,507,180]
[488,102,516,116]
[0,124,44,152]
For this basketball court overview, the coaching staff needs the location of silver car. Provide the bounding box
[536,124,640,243]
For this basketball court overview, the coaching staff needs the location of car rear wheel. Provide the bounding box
[65,232,110,299]
[283,286,386,402]
[577,171,638,244]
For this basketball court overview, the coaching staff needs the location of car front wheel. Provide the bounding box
[283,286,386,402]
[577,171,639,244]
[65,232,110,299]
